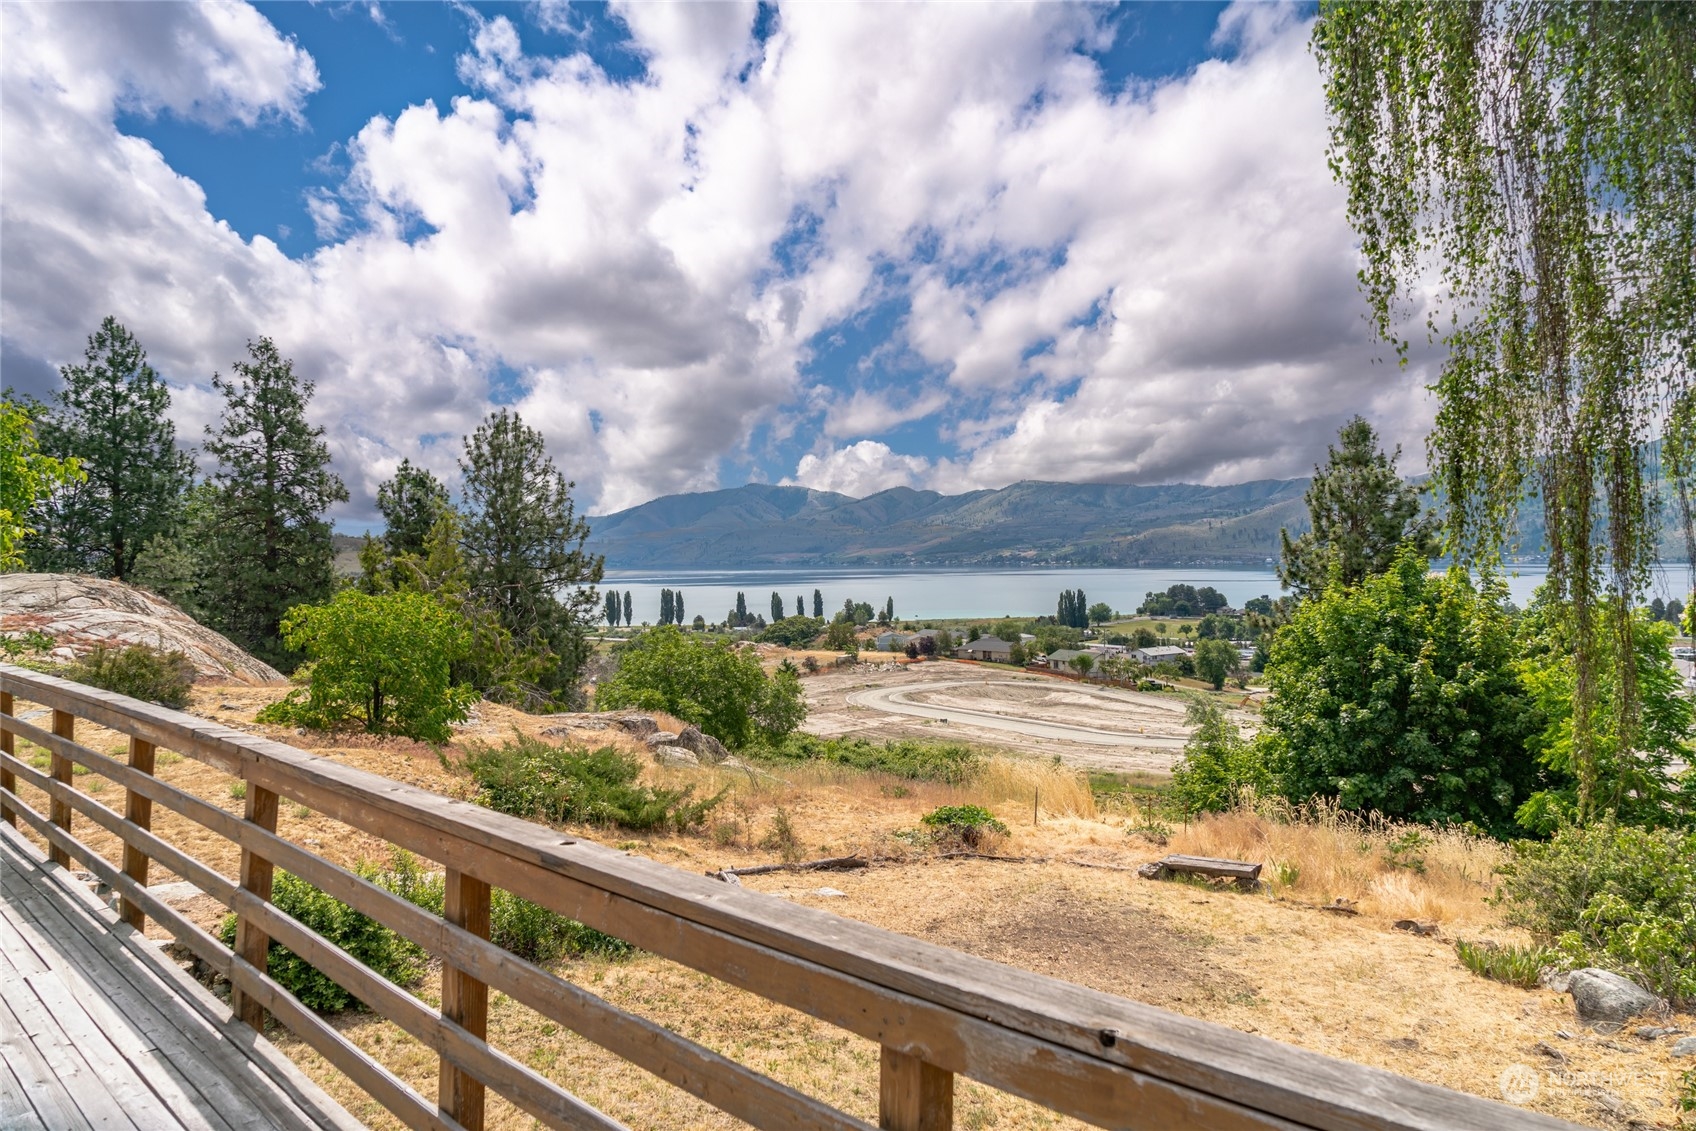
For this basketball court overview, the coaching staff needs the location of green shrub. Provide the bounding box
[217,870,426,1013]
[752,733,983,784]
[458,732,722,830]
[257,589,476,743]
[61,643,195,708]
[1454,939,1555,989]
[1496,822,1696,1005]
[921,804,1008,850]
[1170,698,1269,814]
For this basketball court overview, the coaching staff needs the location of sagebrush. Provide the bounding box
[458,732,722,830]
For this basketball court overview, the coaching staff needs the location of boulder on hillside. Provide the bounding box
[1566,969,1667,1033]
[0,573,282,684]
[673,724,729,764]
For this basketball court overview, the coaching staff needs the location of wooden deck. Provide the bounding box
[0,821,362,1131]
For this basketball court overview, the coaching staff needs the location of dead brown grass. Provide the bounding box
[7,684,1691,1129]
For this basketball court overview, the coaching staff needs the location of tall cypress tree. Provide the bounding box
[605,590,621,626]
[660,588,674,625]
[675,591,684,624]
[624,590,633,625]
[201,338,347,669]
[459,408,604,705]
[27,317,192,580]
[813,589,824,618]
[796,595,804,617]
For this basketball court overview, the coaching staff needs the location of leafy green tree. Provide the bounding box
[595,626,806,748]
[757,616,824,648]
[1260,546,1541,834]
[258,590,476,742]
[1194,637,1238,691]
[825,620,858,652]
[201,339,348,669]
[1171,698,1270,814]
[812,589,823,618]
[23,319,192,580]
[770,591,784,624]
[1068,653,1094,678]
[459,409,604,705]
[1517,601,1695,831]
[1,396,83,570]
[376,459,450,559]
[1313,2,1696,819]
[1278,417,1437,599]
[1087,602,1113,625]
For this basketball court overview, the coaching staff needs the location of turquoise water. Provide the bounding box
[596,564,1696,625]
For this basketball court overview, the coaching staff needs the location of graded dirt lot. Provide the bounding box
[800,659,1257,773]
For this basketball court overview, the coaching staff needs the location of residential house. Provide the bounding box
[959,637,1014,662]
[1133,645,1188,666]
[874,631,913,652]
[1046,648,1089,672]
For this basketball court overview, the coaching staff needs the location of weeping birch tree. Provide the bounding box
[1312,2,1696,822]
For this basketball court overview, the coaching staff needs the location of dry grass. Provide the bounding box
[1167,798,1510,933]
[8,683,1692,1129]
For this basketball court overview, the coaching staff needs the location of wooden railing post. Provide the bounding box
[439,869,491,1131]
[119,737,157,930]
[231,783,279,1030]
[0,690,14,827]
[880,1046,953,1131]
[48,709,74,866]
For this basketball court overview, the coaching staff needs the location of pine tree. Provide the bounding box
[813,589,823,618]
[459,409,605,705]
[770,591,784,623]
[1279,417,1438,599]
[377,459,450,559]
[26,317,192,580]
[201,338,348,669]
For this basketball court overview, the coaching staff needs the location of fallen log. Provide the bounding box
[1137,854,1263,890]
[708,854,868,881]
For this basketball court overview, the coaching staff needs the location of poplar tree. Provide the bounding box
[770,591,784,623]
[661,588,675,625]
[459,408,604,705]
[26,317,192,580]
[813,589,823,618]
[796,595,804,617]
[201,338,347,669]
[675,591,684,624]
[624,591,633,625]
[605,590,621,626]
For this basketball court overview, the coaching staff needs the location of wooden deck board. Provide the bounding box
[0,823,362,1131]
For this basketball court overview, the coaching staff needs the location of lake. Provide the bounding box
[598,563,1696,624]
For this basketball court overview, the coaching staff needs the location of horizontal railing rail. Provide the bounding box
[0,664,1582,1131]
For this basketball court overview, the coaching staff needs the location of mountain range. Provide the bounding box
[585,480,1315,569]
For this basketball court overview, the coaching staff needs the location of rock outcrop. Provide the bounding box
[0,573,283,684]
[1566,969,1667,1033]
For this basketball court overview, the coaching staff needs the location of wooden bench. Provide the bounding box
[1138,854,1264,890]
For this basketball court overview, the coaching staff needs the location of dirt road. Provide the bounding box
[802,660,1254,773]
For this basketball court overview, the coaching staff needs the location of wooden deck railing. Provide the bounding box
[0,664,1581,1131]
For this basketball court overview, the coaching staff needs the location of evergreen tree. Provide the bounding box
[660,588,674,625]
[624,591,633,625]
[605,590,621,626]
[459,409,604,705]
[1278,417,1437,598]
[813,589,823,618]
[770,591,784,623]
[201,338,348,669]
[26,317,192,580]
[376,459,450,559]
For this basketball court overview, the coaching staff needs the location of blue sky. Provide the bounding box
[1,1,1424,525]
